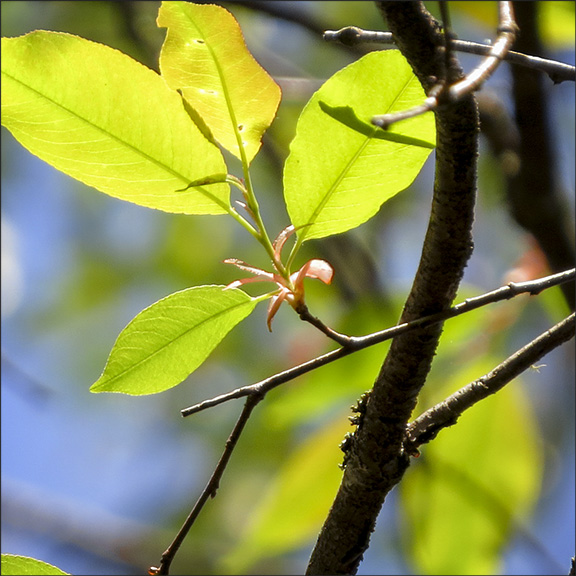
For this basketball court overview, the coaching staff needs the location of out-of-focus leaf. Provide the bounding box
[1,31,228,214]
[284,50,435,244]
[157,1,281,164]
[1,554,69,576]
[446,1,575,51]
[540,1,576,50]
[219,417,348,573]
[91,286,261,395]
[400,357,543,575]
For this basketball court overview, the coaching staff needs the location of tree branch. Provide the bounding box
[307,1,480,571]
[152,272,575,574]
[181,269,574,417]
[372,1,517,129]
[323,28,575,84]
[405,312,575,453]
[149,394,263,575]
[448,2,518,100]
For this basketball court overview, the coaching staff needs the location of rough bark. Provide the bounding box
[306,3,478,574]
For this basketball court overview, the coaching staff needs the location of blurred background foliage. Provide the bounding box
[1,2,574,575]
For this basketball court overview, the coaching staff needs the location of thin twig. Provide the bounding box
[182,346,352,417]
[404,312,575,455]
[149,394,263,576]
[181,269,574,417]
[448,1,518,100]
[323,28,575,84]
[372,1,518,129]
[296,302,352,346]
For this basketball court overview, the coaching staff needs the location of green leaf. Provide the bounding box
[1,554,69,576]
[284,50,435,243]
[1,31,229,215]
[91,286,260,395]
[401,358,543,575]
[157,1,281,164]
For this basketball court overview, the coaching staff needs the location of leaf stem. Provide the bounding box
[227,166,289,279]
[231,117,290,279]
[286,235,304,271]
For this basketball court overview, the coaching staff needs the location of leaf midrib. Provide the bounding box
[1,68,229,212]
[180,5,247,163]
[93,290,255,389]
[299,70,425,244]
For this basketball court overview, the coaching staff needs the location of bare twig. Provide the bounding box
[372,1,518,129]
[371,88,438,129]
[296,302,352,346]
[149,394,263,575]
[181,269,575,417]
[404,312,575,454]
[323,28,575,84]
[448,2,518,100]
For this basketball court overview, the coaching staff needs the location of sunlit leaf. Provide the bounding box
[400,358,543,575]
[1,31,229,214]
[91,286,260,395]
[219,417,348,573]
[284,50,435,243]
[157,1,281,164]
[1,554,69,576]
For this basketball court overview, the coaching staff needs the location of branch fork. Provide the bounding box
[372,1,519,130]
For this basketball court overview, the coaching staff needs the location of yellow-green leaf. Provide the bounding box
[1,31,229,214]
[91,286,260,395]
[157,1,281,164]
[284,50,435,243]
[1,554,69,576]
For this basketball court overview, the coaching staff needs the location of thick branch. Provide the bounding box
[165,270,573,574]
[306,2,479,573]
